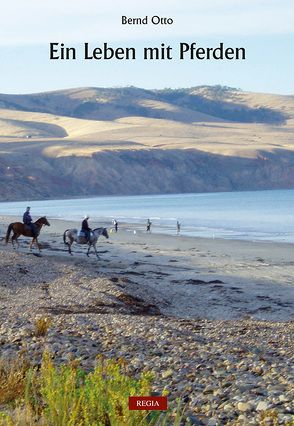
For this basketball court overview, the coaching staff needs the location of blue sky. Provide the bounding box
[0,0,293,94]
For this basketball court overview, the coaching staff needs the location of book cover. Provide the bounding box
[0,1,293,424]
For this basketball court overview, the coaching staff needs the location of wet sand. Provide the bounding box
[1,216,293,321]
[0,215,293,424]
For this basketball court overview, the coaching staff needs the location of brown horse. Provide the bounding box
[5,217,50,251]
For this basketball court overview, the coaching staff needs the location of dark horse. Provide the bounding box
[5,217,50,252]
[63,227,109,258]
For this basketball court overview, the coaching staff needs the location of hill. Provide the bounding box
[0,85,293,200]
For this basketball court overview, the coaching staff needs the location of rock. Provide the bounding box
[203,385,214,394]
[161,369,173,379]
[238,414,247,421]
[186,415,203,425]
[278,394,291,402]
[207,418,217,426]
[261,417,273,425]
[252,366,263,375]
[281,414,294,423]
[256,401,269,411]
[223,404,233,412]
[237,402,253,412]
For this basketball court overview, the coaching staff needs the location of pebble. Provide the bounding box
[237,414,247,421]
[278,394,291,402]
[256,401,269,411]
[223,404,233,412]
[0,248,293,425]
[237,402,253,412]
[161,369,173,379]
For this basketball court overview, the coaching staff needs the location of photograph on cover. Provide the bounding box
[0,1,293,424]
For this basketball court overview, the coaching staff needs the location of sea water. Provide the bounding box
[0,189,294,243]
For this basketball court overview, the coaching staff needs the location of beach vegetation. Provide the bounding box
[258,409,281,426]
[0,355,30,405]
[33,317,52,337]
[0,353,187,425]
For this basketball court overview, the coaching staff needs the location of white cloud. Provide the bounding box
[0,0,293,45]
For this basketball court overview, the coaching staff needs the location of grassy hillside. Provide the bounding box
[0,85,291,124]
[0,86,293,200]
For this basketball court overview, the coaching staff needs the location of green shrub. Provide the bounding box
[0,353,187,425]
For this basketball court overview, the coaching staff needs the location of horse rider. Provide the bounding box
[23,206,37,238]
[82,215,92,242]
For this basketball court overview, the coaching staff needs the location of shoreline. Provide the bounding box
[1,188,294,244]
[0,215,293,423]
[1,215,294,322]
[2,214,294,247]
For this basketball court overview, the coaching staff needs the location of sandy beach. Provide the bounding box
[0,216,293,424]
[1,216,293,321]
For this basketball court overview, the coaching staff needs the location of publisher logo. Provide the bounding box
[129,396,168,410]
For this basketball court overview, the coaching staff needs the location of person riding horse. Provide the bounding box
[23,207,37,238]
[82,215,92,242]
[6,215,50,251]
[64,226,109,257]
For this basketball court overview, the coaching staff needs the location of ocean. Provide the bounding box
[1,189,294,243]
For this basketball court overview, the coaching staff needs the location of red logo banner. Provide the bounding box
[129,396,168,410]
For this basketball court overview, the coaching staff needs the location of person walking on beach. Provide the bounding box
[177,220,181,235]
[22,206,37,238]
[82,215,92,242]
[146,219,152,233]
